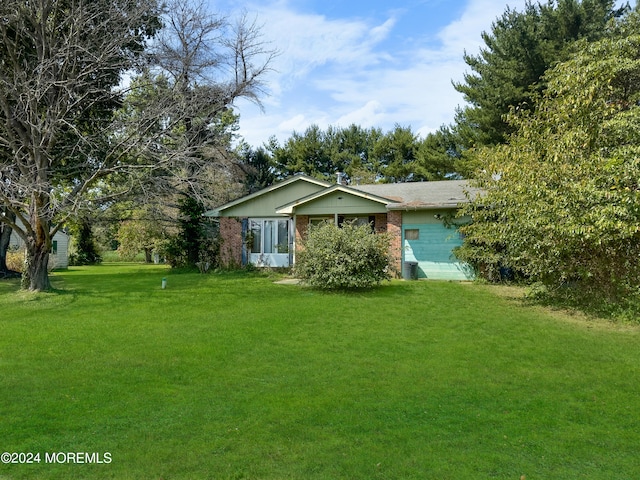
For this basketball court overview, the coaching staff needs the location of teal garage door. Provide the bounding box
[403,223,473,280]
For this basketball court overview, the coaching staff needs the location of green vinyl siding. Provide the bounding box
[402,223,473,280]
[292,190,387,216]
[221,182,326,218]
[402,209,471,226]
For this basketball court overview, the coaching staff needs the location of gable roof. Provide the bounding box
[275,184,393,215]
[206,176,478,218]
[353,180,476,210]
[205,174,331,217]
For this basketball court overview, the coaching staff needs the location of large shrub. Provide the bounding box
[295,221,393,290]
[457,22,640,317]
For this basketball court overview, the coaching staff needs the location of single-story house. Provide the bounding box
[8,222,70,269]
[206,174,478,280]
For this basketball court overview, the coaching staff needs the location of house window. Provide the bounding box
[337,216,373,227]
[405,229,419,240]
[310,217,332,227]
[51,240,58,255]
[249,219,289,254]
[310,216,375,233]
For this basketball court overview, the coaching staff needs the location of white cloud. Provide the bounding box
[369,17,397,45]
[437,0,512,55]
[232,0,530,146]
[335,100,385,128]
[277,114,307,132]
[240,2,393,94]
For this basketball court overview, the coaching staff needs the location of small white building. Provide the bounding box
[8,222,70,269]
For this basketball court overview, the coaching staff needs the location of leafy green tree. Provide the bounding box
[325,124,383,184]
[374,125,418,183]
[117,213,168,263]
[238,144,276,193]
[270,124,386,183]
[453,0,627,149]
[163,196,219,268]
[68,218,102,267]
[176,197,206,267]
[414,127,460,180]
[269,123,463,183]
[457,17,640,310]
[295,221,393,290]
[270,125,335,180]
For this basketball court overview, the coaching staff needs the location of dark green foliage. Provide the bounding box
[295,221,393,289]
[268,123,459,183]
[453,0,627,148]
[326,124,383,184]
[163,196,219,269]
[415,126,461,180]
[164,196,205,268]
[374,125,418,183]
[457,16,640,317]
[69,219,102,266]
[269,124,337,180]
[240,145,276,192]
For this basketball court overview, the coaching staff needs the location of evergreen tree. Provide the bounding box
[453,0,627,148]
[239,145,276,193]
[69,218,102,266]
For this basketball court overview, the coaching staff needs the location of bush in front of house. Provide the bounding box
[295,221,393,290]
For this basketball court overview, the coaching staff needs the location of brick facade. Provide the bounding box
[374,213,387,234]
[219,211,403,275]
[293,212,402,277]
[387,210,402,277]
[219,217,243,268]
[294,215,309,253]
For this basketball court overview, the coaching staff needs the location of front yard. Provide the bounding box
[1,264,639,479]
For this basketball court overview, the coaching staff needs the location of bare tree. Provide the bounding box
[127,0,277,265]
[0,0,161,290]
[144,0,276,205]
[0,0,275,290]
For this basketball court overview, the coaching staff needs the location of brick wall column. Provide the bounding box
[295,215,309,253]
[219,217,243,268]
[374,213,387,233]
[387,210,402,277]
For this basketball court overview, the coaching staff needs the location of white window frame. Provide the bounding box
[248,218,290,267]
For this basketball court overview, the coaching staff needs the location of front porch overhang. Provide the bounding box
[276,184,391,216]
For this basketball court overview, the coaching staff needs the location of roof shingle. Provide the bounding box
[352,180,478,210]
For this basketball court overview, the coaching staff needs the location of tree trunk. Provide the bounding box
[23,245,51,291]
[22,202,52,291]
[0,220,12,273]
[0,210,21,278]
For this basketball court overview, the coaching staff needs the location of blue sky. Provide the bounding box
[212,0,612,147]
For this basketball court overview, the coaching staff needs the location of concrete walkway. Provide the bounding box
[273,278,301,285]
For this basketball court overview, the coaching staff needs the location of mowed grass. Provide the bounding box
[1,264,639,479]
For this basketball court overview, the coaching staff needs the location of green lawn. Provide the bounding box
[1,264,639,479]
